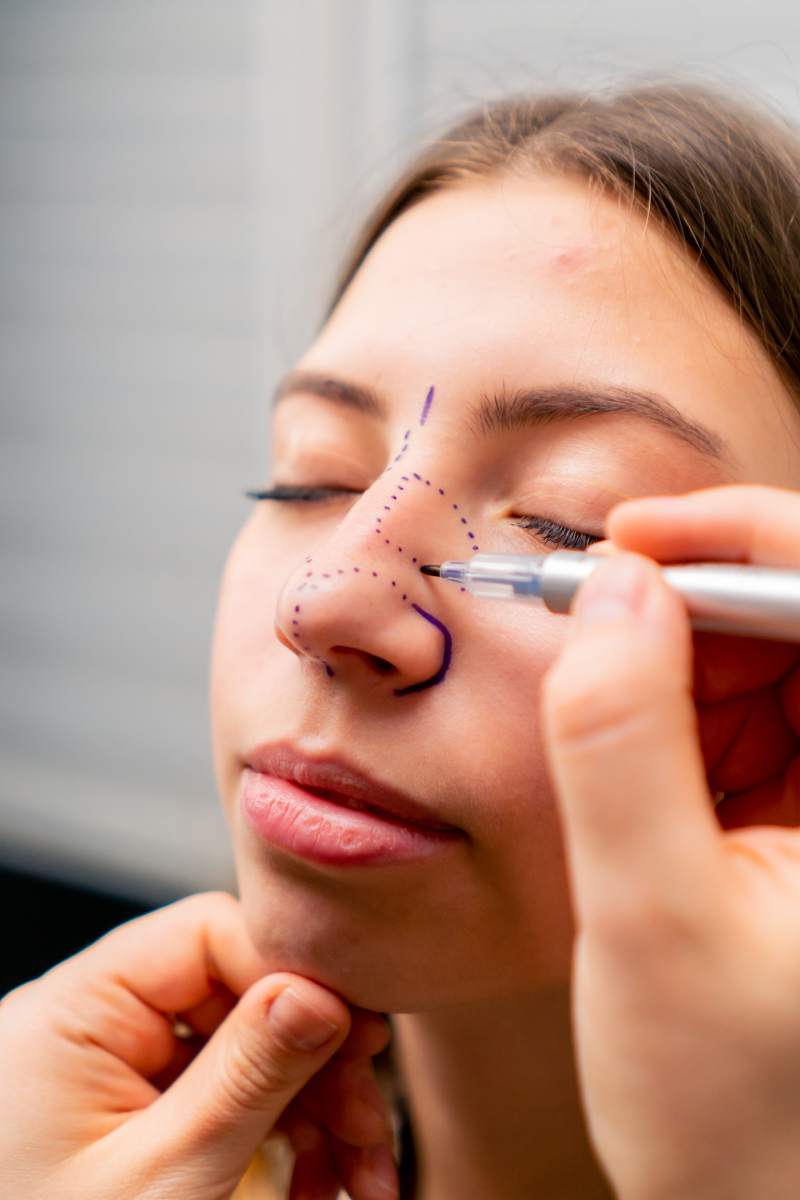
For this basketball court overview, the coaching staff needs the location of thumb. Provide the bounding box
[137,972,349,1195]
[541,552,724,937]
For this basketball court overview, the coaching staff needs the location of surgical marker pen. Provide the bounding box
[420,551,800,642]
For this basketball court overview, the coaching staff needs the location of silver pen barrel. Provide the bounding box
[541,550,800,641]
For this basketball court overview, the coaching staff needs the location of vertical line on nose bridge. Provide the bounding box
[419,385,435,426]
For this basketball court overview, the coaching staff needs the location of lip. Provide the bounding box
[240,743,465,867]
[244,742,459,830]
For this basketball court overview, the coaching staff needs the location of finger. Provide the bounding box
[542,553,725,937]
[335,1008,391,1061]
[703,688,796,794]
[691,630,798,703]
[329,1136,400,1200]
[174,980,238,1039]
[130,972,350,1195]
[717,765,800,830]
[47,892,271,1073]
[607,484,800,565]
[283,1112,341,1200]
[296,1055,392,1146]
[148,1035,199,1092]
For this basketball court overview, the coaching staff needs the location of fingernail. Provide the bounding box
[364,1143,399,1199]
[574,555,649,626]
[266,986,340,1051]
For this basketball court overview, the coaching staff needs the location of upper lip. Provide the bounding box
[243,742,461,832]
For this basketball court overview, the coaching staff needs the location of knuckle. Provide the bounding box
[544,638,686,749]
[545,652,650,744]
[220,1030,297,1109]
[586,885,709,963]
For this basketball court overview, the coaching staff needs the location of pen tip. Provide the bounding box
[420,564,441,577]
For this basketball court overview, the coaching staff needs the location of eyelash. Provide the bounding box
[244,486,601,551]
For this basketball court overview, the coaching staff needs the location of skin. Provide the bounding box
[209,173,800,1197]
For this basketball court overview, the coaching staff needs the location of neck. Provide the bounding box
[390,981,615,1200]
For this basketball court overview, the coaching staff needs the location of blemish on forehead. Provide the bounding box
[548,243,592,275]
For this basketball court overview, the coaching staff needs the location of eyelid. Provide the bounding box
[514,478,635,511]
[271,443,374,484]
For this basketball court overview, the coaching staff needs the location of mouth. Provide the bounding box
[242,741,460,834]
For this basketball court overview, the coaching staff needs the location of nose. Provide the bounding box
[275,464,476,697]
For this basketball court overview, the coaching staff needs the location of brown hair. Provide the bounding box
[325,80,800,398]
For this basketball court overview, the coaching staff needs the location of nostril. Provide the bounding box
[330,646,397,675]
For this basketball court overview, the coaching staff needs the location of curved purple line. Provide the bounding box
[419,385,435,425]
[394,604,453,696]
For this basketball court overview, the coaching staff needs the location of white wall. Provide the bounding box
[1,0,798,903]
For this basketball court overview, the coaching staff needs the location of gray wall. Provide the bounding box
[1,1,798,904]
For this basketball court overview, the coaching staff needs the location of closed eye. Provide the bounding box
[243,485,361,502]
[511,515,602,551]
[244,486,601,551]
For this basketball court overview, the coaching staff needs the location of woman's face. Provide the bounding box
[210,173,799,1012]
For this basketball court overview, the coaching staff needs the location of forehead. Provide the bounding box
[312,173,799,484]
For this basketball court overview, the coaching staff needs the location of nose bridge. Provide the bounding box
[276,450,479,692]
[321,454,482,580]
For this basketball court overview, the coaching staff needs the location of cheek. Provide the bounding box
[468,610,568,859]
[209,526,286,766]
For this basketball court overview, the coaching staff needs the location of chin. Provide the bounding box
[234,859,475,1012]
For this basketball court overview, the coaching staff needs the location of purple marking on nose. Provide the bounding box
[452,503,459,510]
[401,475,410,481]
[385,538,390,544]
[472,545,480,552]
[292,619,298,625]
[337,568,344,574]
[323,572,331,578]
[412,557,417,563]
[460,517,467,525]
[394,604,453,696]
[425,480,431,486]
[404,429,411,439]
[391,495,397,500]
[398,546,402,552]
[419,385,434,426]
[402,593,407,600]
[438,488,445,495]
[305,571,312,577]
[323,662,335,678]
[372,571,378,577]
[460,586,467,592]
[384,505,391,511]
[413,472,422,480]
[391,580,396,586]
[294,605,300,613]
[353,567,360,572]
[467,532,475,539]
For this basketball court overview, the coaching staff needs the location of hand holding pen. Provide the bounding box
[534,484,800,1200]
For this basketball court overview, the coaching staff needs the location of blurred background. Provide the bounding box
[2,0,799,993]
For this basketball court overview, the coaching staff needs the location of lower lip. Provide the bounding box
[240,768,465,866]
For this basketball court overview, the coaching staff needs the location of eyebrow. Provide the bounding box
[272,369,730,464]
